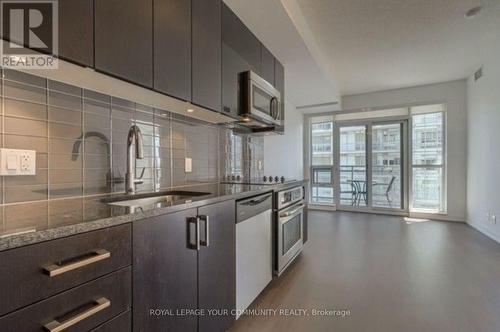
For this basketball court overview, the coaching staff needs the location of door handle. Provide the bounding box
[199,215,209,247]
[187,217,200,250]
[43,297,110,332]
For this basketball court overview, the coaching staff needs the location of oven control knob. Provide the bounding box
[263,176,267,182]
[274,176,279,182]
[280,176,285,183]
[231,175,236,180]
[236,175,241,181]
[268,176,273,182]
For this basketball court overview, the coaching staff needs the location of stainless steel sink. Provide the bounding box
[102,190,211,208]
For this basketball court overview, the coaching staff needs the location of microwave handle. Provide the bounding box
[270,97,280,120]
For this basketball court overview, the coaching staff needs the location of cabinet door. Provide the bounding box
[59,0,94,67]
[222,43,245,118]
[95,0,153,88]
[133,209,198,332]
[261,45,275,85]
[197,200,236,332]
[154,0,191,101]
[222,4,261,75]
[192,0,222,112]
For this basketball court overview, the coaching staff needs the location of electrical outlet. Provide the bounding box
[0,149,36,175]
[492,214,497,225]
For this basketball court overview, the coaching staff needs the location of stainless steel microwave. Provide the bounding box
[240,71,282,127]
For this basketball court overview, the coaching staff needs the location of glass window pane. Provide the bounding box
[411,110,445,213]
[412,167,443,212]
[311,121,334,166]
[310,118,334,205]
[339,126,367,206]
[412,112,443,165]
[372,123,402,209]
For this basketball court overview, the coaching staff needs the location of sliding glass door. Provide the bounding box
[336,121,406,212]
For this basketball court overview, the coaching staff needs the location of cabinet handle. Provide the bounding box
[187,217,200,250]
[42,249,111,277]
[43,297,110,332]
[200,215,209,247]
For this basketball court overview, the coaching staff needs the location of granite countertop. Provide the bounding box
[0,180,307,252]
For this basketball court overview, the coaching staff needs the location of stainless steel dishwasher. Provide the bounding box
[236,193,273,318]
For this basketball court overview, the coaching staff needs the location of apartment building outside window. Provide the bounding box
[411,109,446,213]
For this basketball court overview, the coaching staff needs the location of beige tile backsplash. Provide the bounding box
[0,68,223,232]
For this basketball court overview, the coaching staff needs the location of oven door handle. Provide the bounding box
[279,204,305,220]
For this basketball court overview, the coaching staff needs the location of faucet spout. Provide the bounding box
[126,125,144,194]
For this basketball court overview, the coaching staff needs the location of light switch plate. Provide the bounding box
[185,158,192,173]
[0,149,36,175]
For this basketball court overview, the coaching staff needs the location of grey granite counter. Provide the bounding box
[0,180,307,252]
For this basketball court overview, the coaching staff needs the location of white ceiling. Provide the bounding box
[224,0,341,112]
[293,0,500,95]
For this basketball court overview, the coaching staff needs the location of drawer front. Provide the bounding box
[0,224,131,316]
[91,311,131,332]
[0,267,131,332]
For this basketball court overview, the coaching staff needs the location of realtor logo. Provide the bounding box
[1,0,58,69]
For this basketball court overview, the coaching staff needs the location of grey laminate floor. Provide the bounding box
[231,211,500,332]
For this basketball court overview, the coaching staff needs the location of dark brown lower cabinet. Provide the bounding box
[133,200,236,332]
[198,200,236,332]
[133,208,199,332]
[0,268,131,332]
[91,311,131,332]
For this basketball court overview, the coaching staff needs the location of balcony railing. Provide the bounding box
[311,165,401,208]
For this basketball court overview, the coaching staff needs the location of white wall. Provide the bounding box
[264,100,304,179]
[467,54,500,242]
[341,80,468,221]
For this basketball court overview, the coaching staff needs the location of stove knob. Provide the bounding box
[263,176,267,182]
[268,176,273,182]
[236,175,241,181]
[274,176,279,182]
[231,175,236,181]
[280,176,285,183]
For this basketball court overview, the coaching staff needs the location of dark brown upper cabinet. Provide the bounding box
[222,3,261,75]
[261,44,275,85]
[192,0,222,112]
[95,0,153,88]
[58,0,94,67]
[221,3,258,118]
[154,0,191,101]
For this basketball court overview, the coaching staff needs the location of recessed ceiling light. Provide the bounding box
[186,108,194,113]
[465,6,483,19]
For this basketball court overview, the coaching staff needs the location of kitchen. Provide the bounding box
[1,1,500,332]
[0,0,306,331]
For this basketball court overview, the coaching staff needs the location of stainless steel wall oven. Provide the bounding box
[274,186,305,276]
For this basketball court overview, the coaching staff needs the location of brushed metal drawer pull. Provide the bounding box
[43,297,110,332]
[43,249,111,277]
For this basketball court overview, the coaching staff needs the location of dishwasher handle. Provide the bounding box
[236,193,273,223]
[240,194,272,206]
